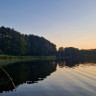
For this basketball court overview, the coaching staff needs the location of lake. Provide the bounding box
[0,59,96,96]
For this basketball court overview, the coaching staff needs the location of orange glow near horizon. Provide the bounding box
[54,39,96,50]
[47,30,96,50]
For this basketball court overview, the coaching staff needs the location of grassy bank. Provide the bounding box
[0,55,56,66]
[0,55,56,60]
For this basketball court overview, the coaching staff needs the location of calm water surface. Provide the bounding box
[0,59,96,96]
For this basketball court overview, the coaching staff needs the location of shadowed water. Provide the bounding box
[0,59,96,96]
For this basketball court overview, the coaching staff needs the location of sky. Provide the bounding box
[0,0,96,49]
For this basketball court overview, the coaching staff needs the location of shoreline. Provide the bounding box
[0,55,56,66]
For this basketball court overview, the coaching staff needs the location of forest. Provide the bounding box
[0,26,96,59]
[0,26,56,56]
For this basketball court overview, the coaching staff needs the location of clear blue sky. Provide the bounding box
[0,0,96,49]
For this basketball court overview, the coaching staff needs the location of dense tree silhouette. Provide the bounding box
[0,26,96,59]
[58,47,96,59]
[0,26,56,56]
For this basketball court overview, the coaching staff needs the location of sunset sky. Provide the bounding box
[0,0,96,49]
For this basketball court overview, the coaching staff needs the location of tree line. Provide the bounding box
[0,26,56,56]
[0,26,96,59]
[58,47,96,60]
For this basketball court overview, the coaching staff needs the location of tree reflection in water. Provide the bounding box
[0,59,96,93]
[57,58,96,68]
[0,61,57,93]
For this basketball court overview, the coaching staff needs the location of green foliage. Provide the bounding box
[0,26,56,56]
[0,55,56,60]
[0,26,96,59]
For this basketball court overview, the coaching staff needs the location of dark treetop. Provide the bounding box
[0,26,56,56]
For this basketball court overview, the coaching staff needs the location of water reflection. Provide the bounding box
[57,59,96,68]
[0,59,96,94]
[0,61,57,93]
